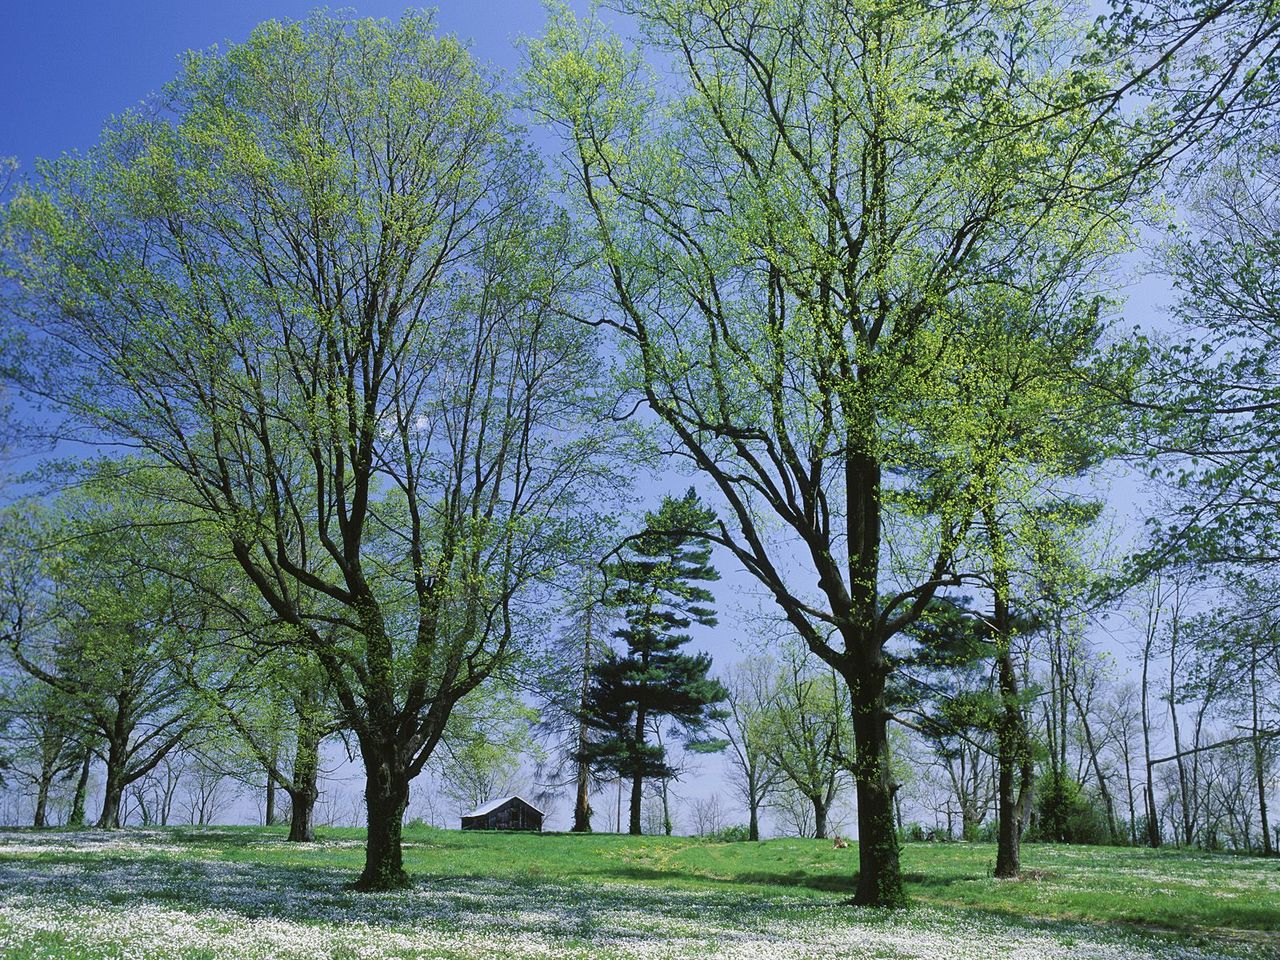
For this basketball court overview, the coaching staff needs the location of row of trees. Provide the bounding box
[1,0,1278,906]
[8,550,1272,858]
[0,476,1276,861]
[0,476,737,840]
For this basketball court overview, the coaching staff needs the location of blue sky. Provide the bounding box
[0,2,558,167]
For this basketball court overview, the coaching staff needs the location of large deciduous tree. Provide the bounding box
[527,0,1135,904]
[2,13,616,889]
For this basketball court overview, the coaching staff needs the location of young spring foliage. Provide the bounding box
[2,11,620,889]
[526,0,1138,905]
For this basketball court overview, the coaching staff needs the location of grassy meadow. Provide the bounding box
[0,825,1275,959]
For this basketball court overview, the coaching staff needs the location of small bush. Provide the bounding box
[899,821,927,842]
[1031,772,1109,845]
[705,824,751,843]
[403,819,446,836]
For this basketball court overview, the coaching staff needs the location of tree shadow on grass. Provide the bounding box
[0,835,1269,955]
[0,848,803,948]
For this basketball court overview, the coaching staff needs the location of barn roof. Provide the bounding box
[461,795,545,819]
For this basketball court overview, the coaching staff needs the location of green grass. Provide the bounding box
[0,825,1275,959]
[195,824,1280,934]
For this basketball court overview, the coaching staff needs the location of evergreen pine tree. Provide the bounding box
[578,490,728,835]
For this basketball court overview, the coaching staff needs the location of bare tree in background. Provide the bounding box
[717,657,782,841]
[759,648,850,841]
[690,795,727,837]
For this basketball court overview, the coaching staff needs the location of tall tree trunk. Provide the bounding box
[1252,652,1273,856]
[1168,614,1194,846]
[96,738,126,829]
[995,652,1023,879]
[33,777,51,828]
[1189,698,1212,847]
[629,705,646,836]
[1121,735,1138,846]
[846,655,904,907]
[812,795,829,840]
[265,773,277,827]
[1057,626,1069,780]
[98,776,122,829]
[572,769,592,833]
[68,749,92,828]
[1044,625,1064,785]
[33,729,67,829]
[1074,689,1118,843]
[748,799,760,842]
[287,786,317,842]
[286,711,322,842]
[353,746,410,890]
[285,762,319,843]
[160,767,179,826]
[1141,620,1161,847]
[573,597,595,833]
[1017,746,1035,837]
[987,508,1025,879]
[628,773,644,836]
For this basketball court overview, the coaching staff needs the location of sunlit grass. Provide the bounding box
[0,826,1274,959]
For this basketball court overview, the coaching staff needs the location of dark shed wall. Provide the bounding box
[460,798,543,831]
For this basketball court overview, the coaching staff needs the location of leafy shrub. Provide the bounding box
[899,822,927,842]
[706,824,751,843]
[1031,772,1109,844]
[403,819,446,836]
[899,822,954,842]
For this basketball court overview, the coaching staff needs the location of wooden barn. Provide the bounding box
[460,795,544,832]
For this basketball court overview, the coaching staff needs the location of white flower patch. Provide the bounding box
[0,827,192,858]
[0,831,1268,960]
[1015,845,1280,898]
